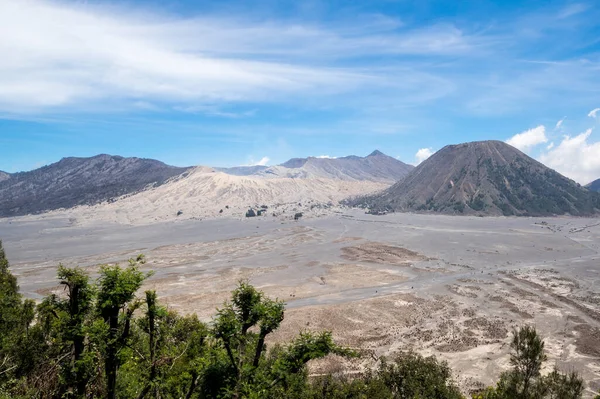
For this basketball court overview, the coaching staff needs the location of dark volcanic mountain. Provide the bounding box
[0,171,10,182]
[0,155,189,217]
[219,150,413,183]
[353,141,600,216]
[586,178,600,192]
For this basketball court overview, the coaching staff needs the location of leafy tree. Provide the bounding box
[0,239,20,348]
[95,256,149,399]
[130,290,209,399]
[509,325,547,397]
[213,281,286,398]
[475,326,584,399]
[375,352,463,399]
[0,240,36,386]
[538,368,584,399]
[53,265,96,397]
[296,352,462,399]
[212,281,355,398]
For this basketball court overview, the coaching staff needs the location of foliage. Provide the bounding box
[0,248,591,399]
[473,326,584,399]
[286,352,462,399]
[0,240,36,389]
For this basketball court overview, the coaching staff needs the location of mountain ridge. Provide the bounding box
[217,150,412,183]
[0,155,190,217]
[255,150,413,183]
[0,151,410,218]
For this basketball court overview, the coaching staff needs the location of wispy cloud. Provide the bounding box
[173,105,257,119]
[588,108,600,118]
[2,0,600,173]
[0,1,365,113]
[506,125,547,152]
[0,0,483,116]
[557,3,589,19]
[466,60,600,116]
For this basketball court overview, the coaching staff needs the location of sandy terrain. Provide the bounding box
[27,167,388,225]
[1,211,599,396]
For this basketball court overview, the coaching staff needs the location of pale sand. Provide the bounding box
[24,167,388,226]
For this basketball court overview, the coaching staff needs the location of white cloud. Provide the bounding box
[588,108,600,118]
[0,1,367,113]
[255,157,270,166]
[555,117,565,129]
[546,142,554,150]
[506,125,547,152]
[539,129,600,184]
[415,148,434,164]
[244,156,270,166]
[0,0,473,115]
[316,155,336,159]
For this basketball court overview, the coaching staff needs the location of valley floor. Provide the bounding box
[1,211,600,396]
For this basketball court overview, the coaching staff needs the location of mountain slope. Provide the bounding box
[586,178,600,192]
[252,150,413,183]
[353,141,600,216]
[215,165,269,176]
[0,155,189,217]
[0,171,9,182]
[69,167,388,224]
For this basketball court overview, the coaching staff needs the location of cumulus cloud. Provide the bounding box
[588,108,600,118]
[539,129,600,184]
[506,125,547,152]
[415,148,434,164]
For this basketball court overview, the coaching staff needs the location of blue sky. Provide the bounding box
[1,0,600,183]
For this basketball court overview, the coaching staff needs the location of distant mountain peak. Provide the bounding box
[587,178,600,192]
[218,150,413,183]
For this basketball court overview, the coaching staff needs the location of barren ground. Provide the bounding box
[1,211,599,397]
